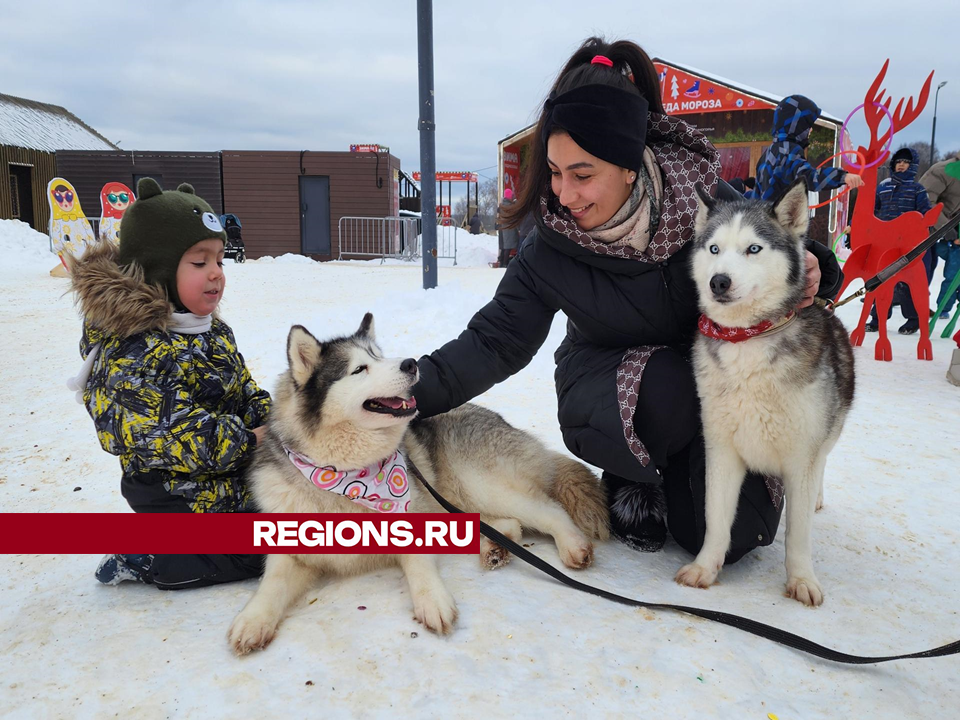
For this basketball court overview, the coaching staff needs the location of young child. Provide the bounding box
[865,147,934,334]
[748,94,863,201]
[68,178,270,589]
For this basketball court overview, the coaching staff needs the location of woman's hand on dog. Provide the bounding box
[798,251,821,309]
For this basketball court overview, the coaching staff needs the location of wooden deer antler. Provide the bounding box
[862,61,934,158]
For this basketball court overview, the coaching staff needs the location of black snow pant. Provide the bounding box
[618,349,784,564]
[123,473,265,590]
[150,553,264,591]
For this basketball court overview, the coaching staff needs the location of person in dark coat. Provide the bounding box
[497,189,521,268]
[865,147,935,334]
[747,95,863,201]
[468,212,483,234]
[412,37,842,561]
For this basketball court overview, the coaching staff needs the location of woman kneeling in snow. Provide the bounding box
[412,37,842,562]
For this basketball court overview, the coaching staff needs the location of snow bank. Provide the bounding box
[0,219,55,273]
[1,247,959,719]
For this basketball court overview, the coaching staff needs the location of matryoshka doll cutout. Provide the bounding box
[47,178,97,265]
[99,182,135,245]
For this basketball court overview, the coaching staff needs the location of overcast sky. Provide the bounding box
[2,1,958,194]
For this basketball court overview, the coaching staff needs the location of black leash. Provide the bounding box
[407,458,960,665]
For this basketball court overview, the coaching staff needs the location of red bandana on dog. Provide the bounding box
[698,312,796,344]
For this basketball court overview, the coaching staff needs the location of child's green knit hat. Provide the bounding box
[118,178,226,306]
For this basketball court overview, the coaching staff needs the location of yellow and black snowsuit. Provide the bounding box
[71,242,270,514]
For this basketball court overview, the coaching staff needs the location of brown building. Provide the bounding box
[55,151,223,217]
[52,148,404,261]
[0,93,117,233]
[498,59,845,244]
[221,150,401,260]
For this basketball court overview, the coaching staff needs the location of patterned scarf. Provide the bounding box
[540,113,720,263]
[585,148,663,252]
[284,446,411,513]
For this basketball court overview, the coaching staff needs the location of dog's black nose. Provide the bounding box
[709,274,731,296]
[400,358,418,376]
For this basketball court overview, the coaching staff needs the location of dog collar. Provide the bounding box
[698,311,796,344]
[283,446,411,513]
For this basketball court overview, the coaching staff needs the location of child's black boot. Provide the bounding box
[95,554,155,585]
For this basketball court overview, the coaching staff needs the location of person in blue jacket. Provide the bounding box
[749,95,863,202]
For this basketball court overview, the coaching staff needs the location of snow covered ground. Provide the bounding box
[1,219,958,719]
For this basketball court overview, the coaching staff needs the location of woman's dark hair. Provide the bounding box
[502,36,664,228]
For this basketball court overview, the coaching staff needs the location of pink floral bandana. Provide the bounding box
[283,446,411,513]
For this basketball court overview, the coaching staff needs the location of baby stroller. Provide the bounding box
[219,213,246,263]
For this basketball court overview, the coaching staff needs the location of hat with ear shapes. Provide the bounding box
[118,178,226,307]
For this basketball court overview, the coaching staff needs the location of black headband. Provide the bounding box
[542,84,649,172]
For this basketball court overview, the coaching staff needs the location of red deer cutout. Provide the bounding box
[837,61,943,361]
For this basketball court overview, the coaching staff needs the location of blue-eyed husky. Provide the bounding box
[228,315,609,654]
[675,181,855,606]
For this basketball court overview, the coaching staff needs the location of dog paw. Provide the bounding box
[675,562,719,589]
[413,586,458,635]
[480,540,511,570]
[228,611,279,655]
[557,533,594,569]
[815,492,824,512]
[786,576,824,607]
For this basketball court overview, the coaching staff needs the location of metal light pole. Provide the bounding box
[417,0,438,289]
[931,80,948,167]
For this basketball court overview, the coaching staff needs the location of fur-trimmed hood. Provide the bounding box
[68,241,173,339]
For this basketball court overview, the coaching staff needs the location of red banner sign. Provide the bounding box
[350,144,389,153]
[654,63,775,115]
[0,513,480,554]
[412,171,478,183]
[436,205,451,218]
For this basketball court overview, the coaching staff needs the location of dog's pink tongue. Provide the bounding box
[375,396,416,409]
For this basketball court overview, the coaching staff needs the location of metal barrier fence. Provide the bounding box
[337,216,457,264]
[435,222,458,264]
[398,220,459,264]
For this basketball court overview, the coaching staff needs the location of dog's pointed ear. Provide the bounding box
[356,313,375,341]
[694,183,715,237]
[771,180,810,236]
[287,325,322,386]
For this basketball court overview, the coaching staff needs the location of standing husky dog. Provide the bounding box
[228,315,609,654]
[675,181,855,606]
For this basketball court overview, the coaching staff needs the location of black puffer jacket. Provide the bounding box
[414,182,842,480]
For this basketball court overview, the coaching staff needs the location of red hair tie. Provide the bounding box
[591,55,613,67]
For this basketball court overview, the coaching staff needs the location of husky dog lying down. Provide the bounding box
[229,315,609,653]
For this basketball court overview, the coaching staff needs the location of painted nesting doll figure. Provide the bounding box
[47,178,97,263]
[98,182,135,245]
